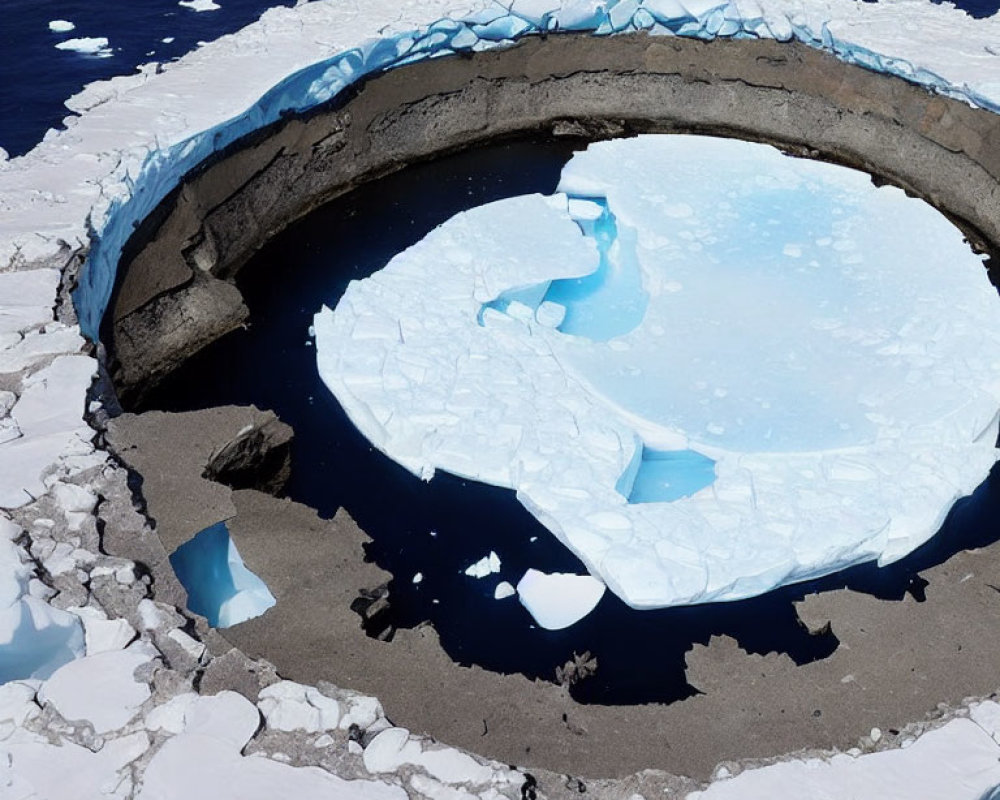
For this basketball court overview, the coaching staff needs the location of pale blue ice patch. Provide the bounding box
[616,443,717,503]
[0,602,84,683]
[479,198,648,341]
[169,522,275,629]
[543,199,647,341]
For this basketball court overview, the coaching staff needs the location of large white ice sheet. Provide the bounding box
[316,135,1000,609]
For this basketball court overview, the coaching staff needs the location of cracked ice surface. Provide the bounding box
[316,135,1000,609]
[4,0,1000,795]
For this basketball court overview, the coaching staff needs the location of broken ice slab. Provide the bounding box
[463,551,501,579]
[169,522,275,628]
[516,569,606,630]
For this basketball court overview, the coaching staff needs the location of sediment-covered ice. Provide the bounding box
[315,134,1000,609]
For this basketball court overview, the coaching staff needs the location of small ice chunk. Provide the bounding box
[55,37,112,57]
[464,551,501,578]
[48,20,75,33]
[412,572,423,584]
[567,198,604,221]
[535,300,566,328]
[516,569,606,630]
[162,36,175,43]
[494,581,516,600]
[179,0,221,10]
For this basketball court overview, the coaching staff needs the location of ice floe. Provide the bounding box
[179,0,222,11]
[47,20,75,33]
[516,569,606,630]
[316,134,1000,609]
[494,581,516,600]
[464,551,501,578]
[54,37,113,57]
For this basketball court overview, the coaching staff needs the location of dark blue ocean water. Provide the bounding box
[2,0,999,157]
[0,0,299,157]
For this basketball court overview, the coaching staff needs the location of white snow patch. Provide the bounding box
[687,718,1000,799]
[47,20,76,33]
[140,693,402,800]
[516,569,606,630]
[363,727,493,785]
[0,355,96,509]
[258,680,341,733]
[37,641,156,733]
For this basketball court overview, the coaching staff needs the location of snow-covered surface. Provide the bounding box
[37,641,156,733]
[1,0,1000,796]
[47,20,76,33]
[687,717,1000,799]
[316,135,1000,609]
[516,569,606,629]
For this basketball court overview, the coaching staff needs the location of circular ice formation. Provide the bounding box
[315,135,1000,609]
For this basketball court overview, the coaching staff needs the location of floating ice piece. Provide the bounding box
[47,20,75,33]
[463,551,501,578]
[516,569,606,630]
[169,522,275,628]
[179,0,221,11]
[54,37,112,57]
[412,572,423,584]
[494,581,516,600]
[316,135,1000,609]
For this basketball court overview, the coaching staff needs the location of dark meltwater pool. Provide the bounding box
[140,139,1000,705]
